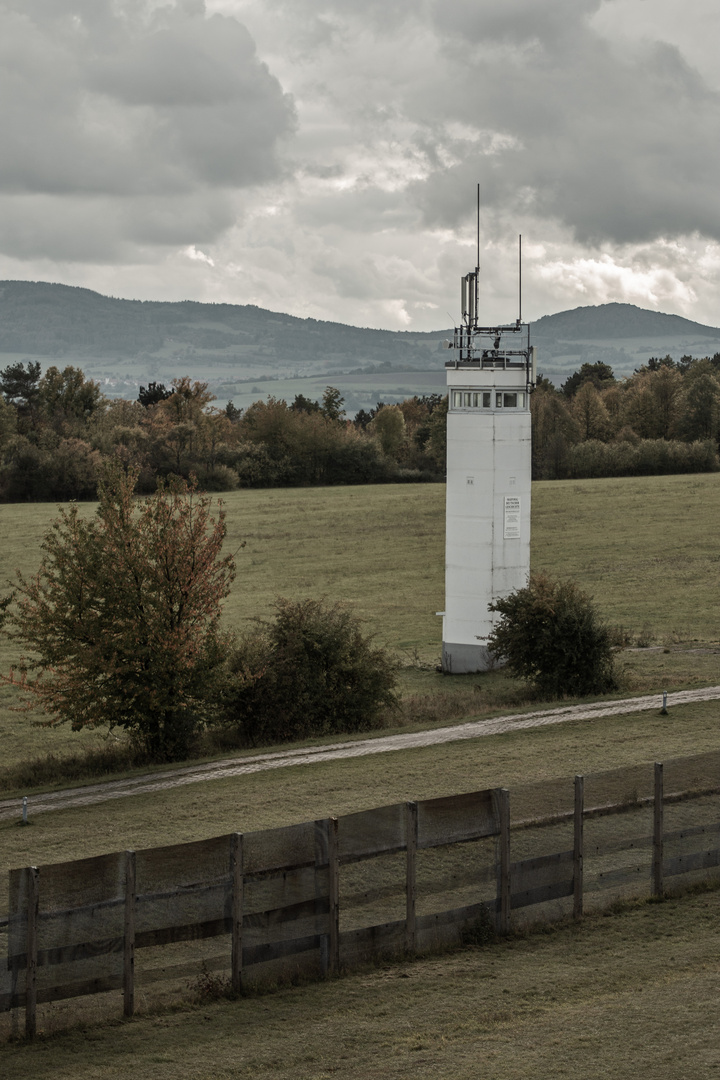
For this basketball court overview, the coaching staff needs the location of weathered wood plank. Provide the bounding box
[586,834,653,859]
[243,897,329,945]
[415,901,491,934]
[415,901,495,952]
[135,882,229,937]
[417,790,497,850]
[339,918,406,966]
[653,762,664,898]
[231,833,243,994]
[510,849,574,877]
[405,802,417,954]
[663,821,720,844]
[8,935,125,971]
[587,863,648,889]
[242,933,322,968]
[243,822,316,875]
[26,866,39,1038]
[244,865,320,914]
[328,818,339,976]
[124,850,135,1018]
[511,878,574,910]
[574,775,584,920]
[337,803,406,864]
[495,789,510,935]
[1,973,124,1010]
[135,917,231,949]
[664,847,720,878]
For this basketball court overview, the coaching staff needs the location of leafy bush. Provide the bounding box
[222,598,398,744]
[487,573,618,699]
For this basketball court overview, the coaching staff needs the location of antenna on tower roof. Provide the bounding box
[477,183,480,270]
[518,234,522,327]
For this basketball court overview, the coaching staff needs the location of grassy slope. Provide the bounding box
[2,887,719,1078]
[1,473,718,767]
[0,474,719,1061]
[1,698,719,878]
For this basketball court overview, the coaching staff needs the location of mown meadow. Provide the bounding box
[1,472,718,772]
[0,472,719,1068]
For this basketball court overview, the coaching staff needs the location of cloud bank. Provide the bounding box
[0,0,719,329]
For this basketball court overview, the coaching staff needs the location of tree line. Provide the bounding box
[0,361,447,501]
[531,355,720,479]
[1,353,718,501]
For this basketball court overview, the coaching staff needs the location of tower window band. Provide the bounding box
[451,390,525,410]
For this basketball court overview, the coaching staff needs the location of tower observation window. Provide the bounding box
[451,391,526,410]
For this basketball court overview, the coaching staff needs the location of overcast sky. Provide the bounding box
[1,0,719,330]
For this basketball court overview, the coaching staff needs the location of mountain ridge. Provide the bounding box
[1,281,719,408]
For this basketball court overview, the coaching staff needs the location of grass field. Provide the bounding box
[1,473,718,770]
[0,473,719,1060]
[2,886,719,1078]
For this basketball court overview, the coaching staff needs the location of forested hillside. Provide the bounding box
[0,352,718,501]
[0,279,445,377]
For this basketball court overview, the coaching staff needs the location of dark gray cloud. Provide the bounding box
[411,0,720,246]
[0,0,294,256]
[0,0,718,329]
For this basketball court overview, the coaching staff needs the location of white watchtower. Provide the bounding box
[441,260,536,673]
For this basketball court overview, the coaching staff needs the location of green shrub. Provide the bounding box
[487,573,618,699]
[222,598,399,744]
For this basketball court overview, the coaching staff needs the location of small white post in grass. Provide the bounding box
[660,691,668,715]
[22,796,28,826]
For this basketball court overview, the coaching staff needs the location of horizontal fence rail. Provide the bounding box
[3,749,720,1036]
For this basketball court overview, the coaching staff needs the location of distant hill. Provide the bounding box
[529,302,720,387]
[0,279,446,368]
[532,302,720,341]
[1,282,719,407]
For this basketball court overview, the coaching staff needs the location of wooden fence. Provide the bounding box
[3,750,720,1037]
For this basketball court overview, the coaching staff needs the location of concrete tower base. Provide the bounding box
[441,641,495,674]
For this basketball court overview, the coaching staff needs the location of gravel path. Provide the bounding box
[2,686,719,822]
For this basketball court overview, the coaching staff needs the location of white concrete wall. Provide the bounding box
[442,365,531,672]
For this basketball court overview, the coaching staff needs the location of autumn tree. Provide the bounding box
[2,463,236,760]
[368,404,406,457]
[571,382,612,441]
[39,365,106,435]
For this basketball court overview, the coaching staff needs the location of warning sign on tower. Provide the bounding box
[503,496,521,539]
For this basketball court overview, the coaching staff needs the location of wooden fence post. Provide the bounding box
[26,866,39,1039]
[314,819,329,974]
[231,833,244,994]
[496,789,511,936]
[123,851,136,1018]
[328,817,339,976]
[405,801,418,954]
[573,775,584,920]
[653,762,664,898]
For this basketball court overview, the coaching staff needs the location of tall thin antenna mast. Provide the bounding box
[475,183,480,327]
[518,234,522,325]
[477,184,480,268]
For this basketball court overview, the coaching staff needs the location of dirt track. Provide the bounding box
[1,686,719,823]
